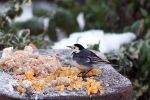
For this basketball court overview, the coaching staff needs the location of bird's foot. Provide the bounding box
[77,70,93,78]
[77,71,86,77]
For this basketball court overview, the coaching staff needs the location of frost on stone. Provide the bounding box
[0,71,21,98]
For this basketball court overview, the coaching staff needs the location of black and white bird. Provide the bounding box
[67,44,111,76]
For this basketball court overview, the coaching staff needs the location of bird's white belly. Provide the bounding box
[72,60,92,71]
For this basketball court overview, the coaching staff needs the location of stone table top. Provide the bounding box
[0,49,132,100]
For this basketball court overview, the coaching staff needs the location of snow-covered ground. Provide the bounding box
[52,30,136,53]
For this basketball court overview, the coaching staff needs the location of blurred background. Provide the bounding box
[0,0,150,100]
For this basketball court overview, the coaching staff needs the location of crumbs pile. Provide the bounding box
[0,46,104,96]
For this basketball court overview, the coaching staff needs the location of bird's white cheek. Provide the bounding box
[74,50,80,53]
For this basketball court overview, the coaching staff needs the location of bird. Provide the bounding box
[67,43,111,76]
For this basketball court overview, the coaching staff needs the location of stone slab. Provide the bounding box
[0,49,132,100]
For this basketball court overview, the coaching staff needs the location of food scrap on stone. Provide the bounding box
[0,46,105,96]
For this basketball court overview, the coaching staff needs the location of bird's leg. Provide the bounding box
[83,69,92,76]
[78,69,93,78]
[77,71,86,77]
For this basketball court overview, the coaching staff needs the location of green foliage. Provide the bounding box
[87,41,100,51]
[105,39,150,99]
[0,0,48,50]
[30,34,48,49]
[0,0,31,49]
[0,15,10,31]
[48,0,150,41]
[33,8,52,17]
[5,0,31,19]
[12,18,45,35]
[137,41,150,99]
[33,2,53,17]
[47,8,79,41]
[0,0,31,32]
[0,29,30,50]
[124,17,150,39]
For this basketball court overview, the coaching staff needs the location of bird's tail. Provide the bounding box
[95,62,119,68]
[106,62,119,67]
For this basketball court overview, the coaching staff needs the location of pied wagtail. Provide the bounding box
[67,44,111,76]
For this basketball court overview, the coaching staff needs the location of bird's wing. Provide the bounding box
[73,50,109,67]
[73,53,93,67]
[82,49,109,64]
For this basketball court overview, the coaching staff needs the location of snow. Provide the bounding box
[0,71,21,98]
[52,30,136,53]
[77,12,85,30]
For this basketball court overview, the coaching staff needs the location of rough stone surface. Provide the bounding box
[0,49,132,100]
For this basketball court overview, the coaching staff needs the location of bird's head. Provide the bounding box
[67,44,84,53]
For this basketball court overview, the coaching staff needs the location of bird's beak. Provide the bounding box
[67,46,74,49]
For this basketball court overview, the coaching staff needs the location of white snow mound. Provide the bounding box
[52,30,136,53]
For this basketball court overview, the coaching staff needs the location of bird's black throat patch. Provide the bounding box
[72,52,77,55]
